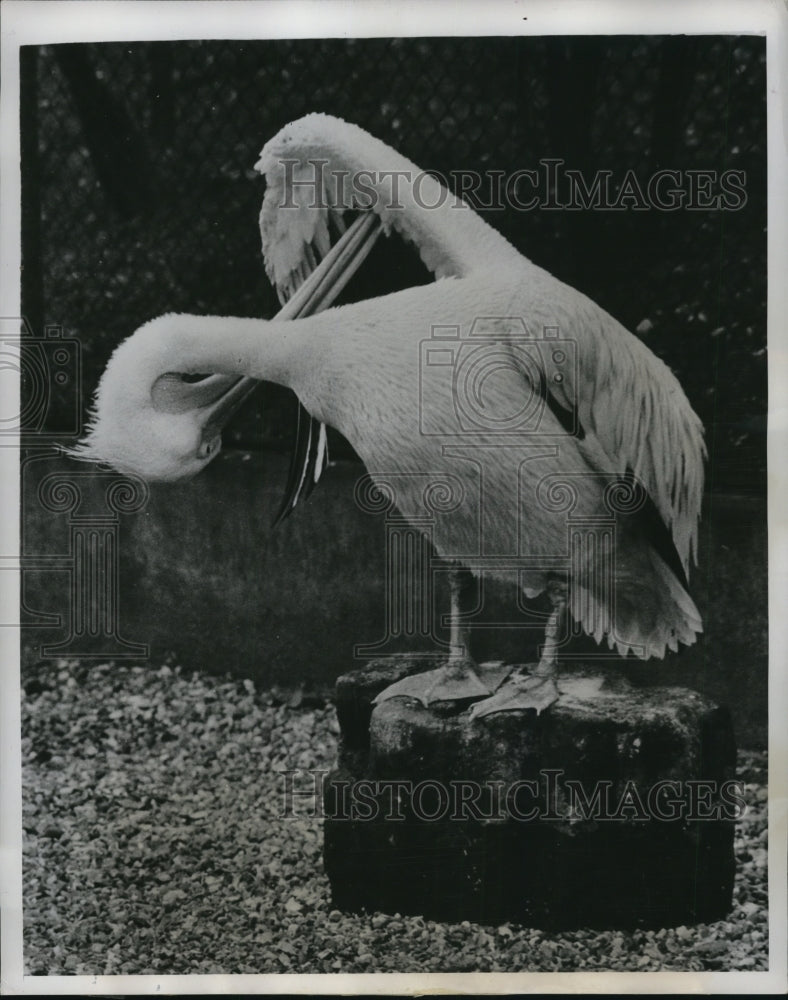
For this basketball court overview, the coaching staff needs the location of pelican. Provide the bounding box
[70,113,705,717]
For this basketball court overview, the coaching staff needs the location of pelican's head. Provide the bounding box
[67,316,258,482]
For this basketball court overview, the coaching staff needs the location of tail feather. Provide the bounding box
[572,546,702,660]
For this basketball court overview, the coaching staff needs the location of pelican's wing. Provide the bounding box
[515,277,706,573]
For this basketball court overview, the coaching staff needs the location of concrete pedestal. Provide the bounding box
[324,655,737,929]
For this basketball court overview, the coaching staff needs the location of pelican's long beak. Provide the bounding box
[187,212,382,455]
[198,374,257,449]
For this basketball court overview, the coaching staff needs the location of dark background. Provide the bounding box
[19,36,768,745]
[21,35,766,488]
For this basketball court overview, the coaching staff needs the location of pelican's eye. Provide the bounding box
[198,436,220,460]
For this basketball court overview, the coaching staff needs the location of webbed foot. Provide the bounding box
[373,659,513,707]
[468,666,560,719]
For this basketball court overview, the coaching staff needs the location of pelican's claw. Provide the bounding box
[468,669,560,719]
[373,660,514,708]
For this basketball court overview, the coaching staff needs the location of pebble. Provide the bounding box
[20,658,769,975]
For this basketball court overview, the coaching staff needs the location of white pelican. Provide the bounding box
[70,113,705,716]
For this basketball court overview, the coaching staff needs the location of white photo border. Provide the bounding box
[1,1,786,995]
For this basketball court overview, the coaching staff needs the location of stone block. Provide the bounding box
[324,656,737,929]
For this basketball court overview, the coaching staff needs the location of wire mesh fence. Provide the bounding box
[21,35,766,488]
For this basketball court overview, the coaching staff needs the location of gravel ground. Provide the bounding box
[20,658,768,975]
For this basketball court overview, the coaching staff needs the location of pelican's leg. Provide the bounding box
[373,567,494,706]
[468,578,565,719]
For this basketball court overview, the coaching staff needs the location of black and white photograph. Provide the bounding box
[1,0,786,994]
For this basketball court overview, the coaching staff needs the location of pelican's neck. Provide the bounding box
[147,313,306,389]
[258,113,524,283]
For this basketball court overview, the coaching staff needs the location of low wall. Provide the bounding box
[20,451,768,747]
